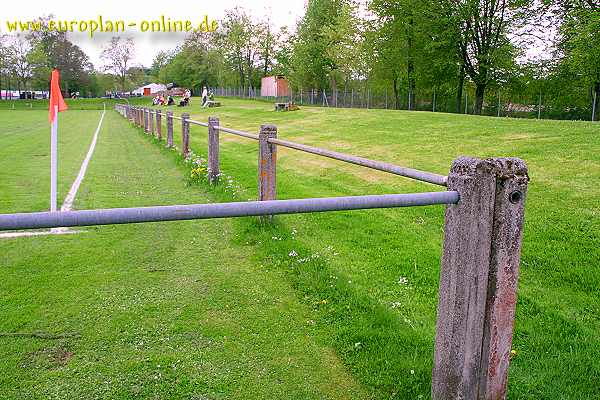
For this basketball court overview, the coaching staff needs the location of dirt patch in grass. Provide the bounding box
[22,346,74,369]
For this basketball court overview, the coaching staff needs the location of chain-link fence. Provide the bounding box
[212,86,599,122]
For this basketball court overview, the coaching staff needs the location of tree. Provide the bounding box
[0,36,10,99]
[6,35,32,92]
[370,0,428,110]
[157,32,224,93]
[216,8,263,89]
[556,1,600,120]
[292,0,360,105]
[28,31,93,95]
[101,37,135,92]
[444,0,526,114]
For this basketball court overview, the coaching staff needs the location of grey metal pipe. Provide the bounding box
[215,126,260,140]
[0,192,458,231]
[189,120,208,127]
[121,107,446,186]
[268,138,448,186]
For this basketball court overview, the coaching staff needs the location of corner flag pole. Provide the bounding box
[51,105,58,212]
[48,69,68,213]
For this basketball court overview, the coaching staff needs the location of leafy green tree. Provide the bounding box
[556,2,600,120]
[370,0,429,110]
[215,7,263,89]
[435,0,528,114]
[291,0,360,105]
[27,32,93,95]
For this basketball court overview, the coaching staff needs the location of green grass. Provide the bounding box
[1,99,599,399]
[0,110,367,399]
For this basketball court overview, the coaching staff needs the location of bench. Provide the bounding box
[274,102,299,111]
[275,102,290,111]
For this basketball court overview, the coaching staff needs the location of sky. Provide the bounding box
[1,0,307,69]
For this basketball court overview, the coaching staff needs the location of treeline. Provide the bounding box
[2,2,598,120]
[0,17,150,98]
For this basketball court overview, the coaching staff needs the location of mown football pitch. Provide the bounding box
[0,99,598,399]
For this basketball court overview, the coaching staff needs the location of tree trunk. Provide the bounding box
[407,17,415,111]
[456,65,465,114]
[408,60,415,110]
[474,83,486,115]
[393,77,400,110]
[593,80,599,122]
[330,75,337,107]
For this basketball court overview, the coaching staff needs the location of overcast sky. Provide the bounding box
[2,0,551,70]
[1,0,307,69]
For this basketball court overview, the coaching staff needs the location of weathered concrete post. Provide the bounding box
[181,113,190,157]
[149,109,155,135]
[156,110,162,140]
[432,157,528,400]
[166,111,174,147]
[258,124,277,222]
[207,116,220,184]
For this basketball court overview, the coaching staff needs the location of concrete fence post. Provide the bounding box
[258,124,277,222]
[156,111,162,140]
[181,113,190,157]
[207,116,220,184]
[149,109,155,135]
[166,111,174,147]
[432,157,529,400]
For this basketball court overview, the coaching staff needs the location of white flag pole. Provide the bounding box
[50,105,58,212]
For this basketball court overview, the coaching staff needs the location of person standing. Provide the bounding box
[201,86,208,106]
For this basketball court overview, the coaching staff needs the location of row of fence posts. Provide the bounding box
[122,105,278,205]
[116,103,529,400]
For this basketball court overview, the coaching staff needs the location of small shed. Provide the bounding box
[261,76,290,97]
[132,83,167,96]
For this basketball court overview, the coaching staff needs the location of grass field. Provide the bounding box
[1,98,599,399]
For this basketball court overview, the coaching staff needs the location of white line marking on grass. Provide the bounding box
[60,109,105,212]
[0,110,105,239]
[0,230,81,239]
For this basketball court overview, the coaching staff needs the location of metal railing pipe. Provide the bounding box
[214,126,260,140]
[0,191,458,231]
[189,119,209,127]
[268,137,448,186]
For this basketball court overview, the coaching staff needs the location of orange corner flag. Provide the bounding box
[48,69,68,123]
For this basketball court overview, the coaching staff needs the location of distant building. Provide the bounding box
[261,76,289,97]
[132,83,167,96]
